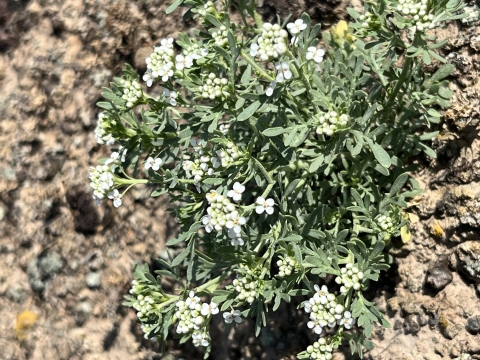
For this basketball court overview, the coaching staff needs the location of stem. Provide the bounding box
[194,275,226,294]
[385,56,413,109]
[241,50,275,81]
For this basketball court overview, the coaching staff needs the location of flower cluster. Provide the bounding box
[202,189,246,245]
[197,0,215,17]
[89,164,117,204]
[181,43,209,61]
[128,279,165,338]
[276,256,298,277]
[183,140,220,187]
[94,112,116,146]
[212,25,229,47]
[334,263,364,294]
[119,79,142,108]
[305,338,335,360]
[232,264,263,304]
[175,290,218,347]
[304,285,354,335]
[143,38,175,87]
[359,12,374,28]
[250,23,288,61]
[377,214,395,232]
[396,0,436,31]
[198,72,229,100]
[216,141,241,167]
[315,111,350,136]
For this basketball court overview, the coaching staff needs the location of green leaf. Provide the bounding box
[237,100,261,121]
[263,127,287,137]
[205,14,223,28]
[368,140,391,168]
[308,155,325,173]
[166,0,183,14]
[171,249,189,267]
[389,173,409,196]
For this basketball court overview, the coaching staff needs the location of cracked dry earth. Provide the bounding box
[0,0,479,359]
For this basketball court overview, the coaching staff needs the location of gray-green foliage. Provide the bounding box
[91,0,465,358]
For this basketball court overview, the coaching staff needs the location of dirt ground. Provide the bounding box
[0,0,479,359]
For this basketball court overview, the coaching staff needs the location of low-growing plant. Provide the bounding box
[89,0,465,357]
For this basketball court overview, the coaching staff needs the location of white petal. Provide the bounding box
[265,198,275,206]
[255,206,265,214]
[256,197,265,205]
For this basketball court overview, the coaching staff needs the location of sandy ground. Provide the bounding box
[0,0,479,359]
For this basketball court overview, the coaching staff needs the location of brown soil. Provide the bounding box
[0,0,479,359]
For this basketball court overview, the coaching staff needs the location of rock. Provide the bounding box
[38,251,63,277]
[456,241,480,283]
[85,272,101,289]
[425,256,453,291]
[417,314,428,327]
[28,251,63,292]
[466,315,480,334]
[403,315,421,335]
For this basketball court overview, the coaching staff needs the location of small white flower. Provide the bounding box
[175,54,193,70]
[143,70,154,87]
[223,309,242,324]
[202,215,214,233]
[255,196,275,215]
[145,156,162,171]
[230,236,244,246]
[227,182,245,202]
[201,301,219,316]
[286,19,307,35]
[290,36,299,46]
[307,319,323,334]
[185,290,201,309]
[250,42,259,57]
[313,284,329,305]
[163,88,178,106]
[275,61,292,83]
[161,38,174,47]
[306,47,325,63]
[266,81,276,97]
[107,189,122,208]
[338,311,355,329]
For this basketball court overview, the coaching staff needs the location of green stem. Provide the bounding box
[385,56,413,109]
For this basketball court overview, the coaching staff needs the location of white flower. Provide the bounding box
[255,196,275,215]
[145,156,162,171]
[223,310,242,324]
[161,38,174,47]
[307,319,323,334]
[230,236,244,246]
[290,36,299,46]
[143,70,154,87]
[226,213,246,234]
[227,182,245,201]
[201,301,219,316]
[192,331,210,347]
[250,42,259,57]
[286,19,307,35]
[313,284,330,305]
[158,63,174,82]
[107,189,122,208]
[219,123,230,134]
[275,61,292,83]
[185,290,201,309]
[266,81,276,97]
[163,88,178,106]
[338,311,355,329]
[175,54,193,71]
[202,215,214,233]
[306,47,325,63]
